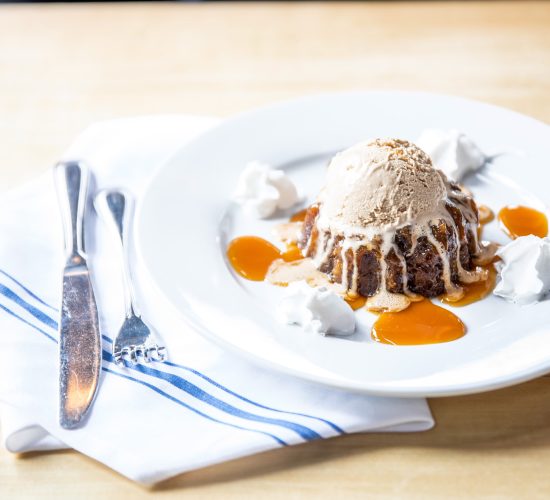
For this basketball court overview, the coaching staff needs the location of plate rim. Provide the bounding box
[136,90,550,397]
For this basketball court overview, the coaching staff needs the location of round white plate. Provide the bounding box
[136,91,550,397]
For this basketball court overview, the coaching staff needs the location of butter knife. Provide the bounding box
[54,161,102,430]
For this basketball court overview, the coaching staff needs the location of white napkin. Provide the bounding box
[0,115,434,485]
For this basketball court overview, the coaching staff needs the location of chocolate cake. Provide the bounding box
[299,138,494,312]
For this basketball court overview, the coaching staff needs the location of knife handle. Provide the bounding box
[54,161,89,262]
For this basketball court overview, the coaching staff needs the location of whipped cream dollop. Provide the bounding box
[277,281,356,336]
[494,235,550,305]
[233,161,299,218]
[416,129,486,182]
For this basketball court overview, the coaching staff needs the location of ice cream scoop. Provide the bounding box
[317,138,448,234]
[300,137,488,312]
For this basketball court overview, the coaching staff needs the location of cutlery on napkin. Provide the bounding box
[54,162,102,430]
[94,189,167,365]
[0,115,433,485]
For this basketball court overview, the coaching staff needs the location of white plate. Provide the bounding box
[136,91,550,397]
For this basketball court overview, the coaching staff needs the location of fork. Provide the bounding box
[94,189,166,365]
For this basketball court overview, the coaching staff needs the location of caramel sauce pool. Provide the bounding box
[372,300,465,345]
[229,208,479,346]
[498,205,548,239]
[227,236,303,281]
[225,235,467,345]
[227,210,310,281]
[441,265,497,307]
[227,236,281,281]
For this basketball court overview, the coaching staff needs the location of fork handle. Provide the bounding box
[94,189,140,318]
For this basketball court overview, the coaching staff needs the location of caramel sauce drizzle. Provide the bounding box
[371,300,465,345]
[498,205,548,239]
[227,207,501,346]
[441,264,497,307]
[227,236,303,281]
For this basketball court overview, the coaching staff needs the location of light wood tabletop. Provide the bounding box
[1,1,550,498]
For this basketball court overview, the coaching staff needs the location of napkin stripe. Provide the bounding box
[162,360,345,434]
[0,302,56,343]
[121,361,322,441]
[0,270,333,443]
[0,300,288,446]
[102,366,289,446]
[102,353,300,445]
[0,268,342,435]
[101,337,343,434]
[0,269,57,311]
[0,283,57,330]
[0,298,290,447]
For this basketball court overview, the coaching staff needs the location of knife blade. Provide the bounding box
[54,161,101,430]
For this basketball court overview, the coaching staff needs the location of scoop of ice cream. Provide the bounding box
[416,129,486,181]
[317,139,447,232]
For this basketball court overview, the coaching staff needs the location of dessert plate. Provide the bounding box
[136,91,550,397]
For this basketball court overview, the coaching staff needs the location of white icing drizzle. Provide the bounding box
[303,188,493,312]
[340,241,350,290]
[275,139,499,313]
[392,241,418,299]
[366,290,411,313]
[424,222,463,300]
[266,258,346,295]
[316,231,334,269]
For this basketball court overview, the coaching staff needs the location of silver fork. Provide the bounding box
[94,189,166,365]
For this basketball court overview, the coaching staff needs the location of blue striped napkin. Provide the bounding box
[0,115,433,484]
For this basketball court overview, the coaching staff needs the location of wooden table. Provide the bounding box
[1,1,550,498]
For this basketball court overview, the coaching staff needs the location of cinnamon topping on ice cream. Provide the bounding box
[318,139,447,230]
[297,138,495,312]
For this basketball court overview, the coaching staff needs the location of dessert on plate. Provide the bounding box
[228,133,548,343]
[299,138,495,312]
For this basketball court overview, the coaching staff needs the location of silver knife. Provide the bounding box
[54,161,101,430]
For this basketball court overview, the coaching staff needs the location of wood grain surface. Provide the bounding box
[1,1,550,498]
